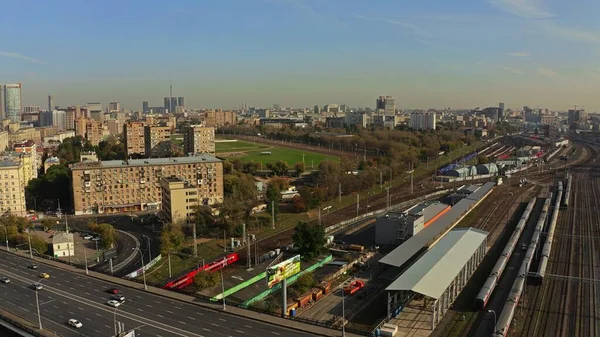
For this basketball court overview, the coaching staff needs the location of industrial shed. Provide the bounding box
[475,163,498,175]
[375,203,451,249]
[444,167,472,178]
[378,182,495,276]
[385,228,488,330]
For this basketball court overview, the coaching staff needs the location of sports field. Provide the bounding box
[216,140,338,167]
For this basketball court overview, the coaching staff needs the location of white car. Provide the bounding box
[106,300,121,307]
[83,235,93,240]
[68,319,83,328]
[32,283,42,290]
[0,277,10,284]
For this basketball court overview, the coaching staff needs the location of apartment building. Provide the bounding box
[160,176,198,225]
[144,125,171,157]
[85,119,104,146]
[0,131,7,152]
[183,126,215,155]
[0,158,26,216]
[204,110,236,127]
[70,155,224,215]
[13,140,39,182]
[107,119,122,136]
[124,121,146,157]
[8,128,41,145]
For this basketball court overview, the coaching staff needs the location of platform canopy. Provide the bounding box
[385,228,488,300]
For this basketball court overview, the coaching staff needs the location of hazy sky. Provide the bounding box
[3,0,600,111]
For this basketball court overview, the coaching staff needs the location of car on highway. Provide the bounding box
[0,277,10,284]
[39,273,50,279]
[112,294,125,302]
[28,264,38,269]
[106,300,121,307]
[31,283,42,290]
[83,235,93,240]
[67,319,83,328]
[107,288,119,294]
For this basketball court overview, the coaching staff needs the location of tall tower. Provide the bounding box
[48,95,54,112]
[5,83,23,123]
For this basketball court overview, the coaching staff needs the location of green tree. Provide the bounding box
[29,234,48,254]
[194,271,220,289]
[292,222,326,260]
[291,272,315,295]
[88,223,117,249]
[267,160,289,176]
[25,164,72,212]
[294,162,305,176]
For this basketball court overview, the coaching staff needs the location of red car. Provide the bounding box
[107,288,119,294]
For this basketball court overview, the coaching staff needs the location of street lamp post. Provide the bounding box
[488,309,497,336]
[35,279,47,330]
[83,244,89,275]
[135,248,147,290]
[220,258,226,311]
[113,307,119,335]
[27,231,33,259]
[341,287,346,337]
[1,226,8,252]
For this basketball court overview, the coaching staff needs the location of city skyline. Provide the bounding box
[3,0,600,110]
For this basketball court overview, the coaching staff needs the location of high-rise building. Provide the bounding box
[160,176,198,225]
[70,155,224,215]
[52,110,67,130]
[0,85,5,118]
[410,111,436,130]
[204,110,237,127]
[48,95,54,112]
[4,83,23,123]
[163,97,170,112]
[498,102,505,121]
[142,101,149,113]
[87,103,102,122]
[24,106,41,113]
[376,96,395,116]
[0,157,26,216]
[170,97,178,113]
[144,125,171,157]
[124,121,146,157]
[177,97,184,108]
[109,102,121,112]
[39,111,53,127]
[106,119,122,136]
[183,126,215,155]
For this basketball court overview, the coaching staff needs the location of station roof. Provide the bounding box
[385,228,488,300]
[379,182,495,269]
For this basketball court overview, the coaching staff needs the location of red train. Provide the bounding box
[163,252,239,289]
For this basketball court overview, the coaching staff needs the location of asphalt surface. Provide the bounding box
[0,251,323,337]
[38,214,161,277]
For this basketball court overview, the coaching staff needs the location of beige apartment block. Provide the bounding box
[204,110,237,127]
[0,159,27,216]
[183,126,215,155]
[124,121,146,157]
[144,125,171,157]
[85,120,104,146]
[0,131,7,152]
[70,155,224,215]
[160,176,198,225]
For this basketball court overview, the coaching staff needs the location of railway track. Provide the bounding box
[514,144,599,337]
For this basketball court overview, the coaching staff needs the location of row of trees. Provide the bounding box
[0,216,48,254]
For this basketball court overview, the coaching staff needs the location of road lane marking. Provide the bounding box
[146,304,152,308]
[244,325,252,328]
[166,310,173,314]
[178,321,187,325]
[235,330,244,334]
[203,328,211,332]
[188,316,197,320]
[271,332,280,335]
[157,314,164,318]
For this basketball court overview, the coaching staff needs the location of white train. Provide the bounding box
[475,197,537,310]
[562,174,572,207]
[533,182,563,284]
[493,196,551,337]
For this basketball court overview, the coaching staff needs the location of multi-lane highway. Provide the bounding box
[0,251,327,337]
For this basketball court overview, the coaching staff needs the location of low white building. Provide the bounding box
[51,232,74,257]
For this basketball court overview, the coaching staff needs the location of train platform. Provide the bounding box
[387,297,434,337]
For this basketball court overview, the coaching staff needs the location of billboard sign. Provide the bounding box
[266,255,301,288]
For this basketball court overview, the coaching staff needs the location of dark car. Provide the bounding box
[107,288,119,294]
[112,294,125,302]
[28,264,38,269]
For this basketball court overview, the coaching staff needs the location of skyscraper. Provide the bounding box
[177,97,184,108]
[170,97,178,113]
[109,102,121,112]
[376,96,395,116]
[142,101,149,113]
[164,97,170,112]
[0,85,5,118]
[498,102,505,122]
[4,83,23,123]
[52,110,67,130]
[48,95,54,112]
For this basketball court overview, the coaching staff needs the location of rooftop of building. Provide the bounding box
[52,232,74,245]
[385,228,488,299]
[71,154,221,170]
